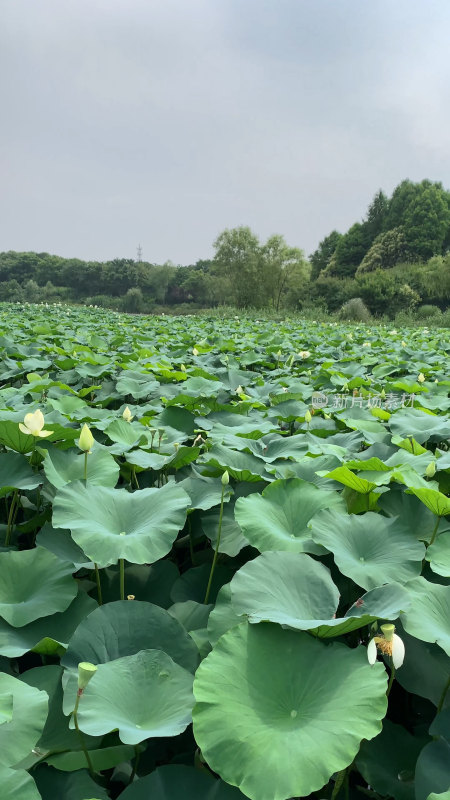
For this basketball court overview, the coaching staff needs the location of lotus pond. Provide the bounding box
[0,302,449,800]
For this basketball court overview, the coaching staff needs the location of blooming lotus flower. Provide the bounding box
[78,424,94,453]
[367,624,405,669]
[298,350,310,359]
[19,409,53,438]
[362,342,371,347]
[122,406,133,423]
[401,340,407,347]
[418,373,425,383]
[235,385,244,395]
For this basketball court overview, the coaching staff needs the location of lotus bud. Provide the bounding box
[418,373,425,383]
[78,423,94,453]
[192,347,199,356]
[122,406,133,423]
[401,340,407,347]
[235,385,244,395]
[180,364,186,372]
[221,470,229,486]
[380,389,386,400]
[77,662,97,691]
[305,410,312,424]
[425,461,436,478]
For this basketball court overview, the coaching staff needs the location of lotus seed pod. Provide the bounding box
[380,623,395,641]
[78,662,98,690]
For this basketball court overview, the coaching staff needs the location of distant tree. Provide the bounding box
[309,231,342,280]
[357,227,411,273]
[365,190,389,242]
[121,287,144,313]
[213,227,262,307]
[260,234,309,310]
[403,186,450,260]
[326,223,371,277]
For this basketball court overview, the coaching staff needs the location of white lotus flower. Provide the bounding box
[362,342,371,347]
[192,347,199,356]
[367,624,405,668]
[418,373,425,383]
[19,409,53,438]
[298,350,310,359]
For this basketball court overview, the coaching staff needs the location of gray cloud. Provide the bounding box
[1,0,450,264]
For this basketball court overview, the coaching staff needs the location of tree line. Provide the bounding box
[1,178,449,319]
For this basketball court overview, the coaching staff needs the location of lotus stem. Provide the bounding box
[386,664,396,697]
[94,563,102,605]
[84,451,88,482]
[5,489,19,547]
[129,745,141,784]
[437,675,450,713]
[331,766,347,800]
[120,558,125,601]
[72,692,95,778]
[204,483,225,604]
[429,516,441,547]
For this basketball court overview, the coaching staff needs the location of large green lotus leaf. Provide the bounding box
[389,408,450,444]
[198,444,267,482]
[46,744,136,772]
[401,578,450,656]
[0,547,77,627]
[310,511,425,590]
[170,563,233,604]
[0,420,36,453]
[0,591,96,657]
[379,490,447,542]
[201,504,248,557]
[34,763,110,800]
[62,600,198,673]
[42,446,119,489]
[0,673,48,768]
[0,766,41,800]
[356,719,425,800]
[415,740,450,800]
[177,471,233,511]
[120,765,247,799]
[313,583,411,638]
[234,478,345,554]
[319,465,378,493]
[52,481,190,567]
[193,623,387,800]
[426,532,450,577]
[36,524,91,570]
[230,551,339,628]
[407,487,450,517]
[168,600,213,634]
[0,452,42,497]
[207,584,244,646]
[62,650,194,744]
[395,626,450,709]
[0,692,13,724]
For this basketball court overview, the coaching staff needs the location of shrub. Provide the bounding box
[339,297,372,322]
[415,304,443,319]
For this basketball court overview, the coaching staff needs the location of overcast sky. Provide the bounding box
[1,0,450,265]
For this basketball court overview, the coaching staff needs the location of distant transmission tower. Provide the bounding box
[137,243,143,262]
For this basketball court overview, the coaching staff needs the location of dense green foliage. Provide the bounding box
[1,179,450,320]
[0,304,449,800]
